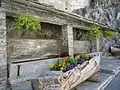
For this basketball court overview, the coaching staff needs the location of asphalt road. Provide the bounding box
[104,73,120,90]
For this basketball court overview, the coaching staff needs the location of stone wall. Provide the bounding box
[74,41,90,54]
[7,17,61,39]
[8,39,60,61]
[73,28,88,41]
[6,17,62,61]
[7,16,91,60]
[0,8,7,90]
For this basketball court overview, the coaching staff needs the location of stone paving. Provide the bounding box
[100,58,120,75]
[104,73,120,90]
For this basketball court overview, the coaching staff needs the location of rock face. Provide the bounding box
[73,0,120,55]
[73,0,120,29]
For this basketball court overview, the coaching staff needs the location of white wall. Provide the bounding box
[37,0,68,11]
[37,0,90,12]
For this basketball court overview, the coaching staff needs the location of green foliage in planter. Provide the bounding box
[88,25,103,39]
[103,31,116,38]
[16,14,41,32]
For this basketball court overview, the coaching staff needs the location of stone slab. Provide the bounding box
[75,72,115,90]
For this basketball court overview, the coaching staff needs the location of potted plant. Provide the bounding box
[16,14,41,36]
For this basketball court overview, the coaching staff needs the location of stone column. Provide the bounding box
[96,39,100,52]
[61,24,74,58]
[91,39,100,52]
[0,8,7,90]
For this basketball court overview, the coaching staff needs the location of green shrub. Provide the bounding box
[103,31,116,38]
[88,25,103,39]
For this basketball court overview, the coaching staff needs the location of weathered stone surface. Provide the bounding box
[73,28,88,41]
[9,58,59,84]
[10,81,32,90]
[8,39,60,60]
[61,24,74,57]
[74,41,90,54]
[0,8,7,90]
[6,17,62,39]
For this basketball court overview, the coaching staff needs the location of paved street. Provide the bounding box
[104,72,120,90]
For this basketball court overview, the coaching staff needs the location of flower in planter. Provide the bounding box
[64,56,69,60]
[50,64,55,70]
[75,55,80,59]
[82,55,85,59]
[67,63,71,67]
[77,60,84,64]
[50,54,92,72]
[22,18,26,22]
[16,14,41,35]
[50,64,54,67]
[67,64,77,71]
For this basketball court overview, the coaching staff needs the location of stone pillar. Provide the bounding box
[0,8,7,90]
[91,39,100,52]
[96,39,100,52]
[61,24,74,58]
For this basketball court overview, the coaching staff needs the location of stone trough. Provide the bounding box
[31,52,101,90]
